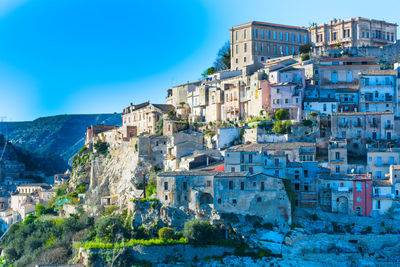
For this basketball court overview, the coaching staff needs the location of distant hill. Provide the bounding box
[0,113,122,175]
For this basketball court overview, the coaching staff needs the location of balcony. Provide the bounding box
[385,125,393,130]
[339,123,348,128]
[354,123,363,128]
[373,194,394,199]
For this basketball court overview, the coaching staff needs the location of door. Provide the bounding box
[337,197,348,214]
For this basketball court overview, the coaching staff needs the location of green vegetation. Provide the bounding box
[272,120,291,134]
[155,118,163,135]
[77,237,188,250]
[299,44,311,54]
[282,179,296,215]
[146,177,157,197]
[202,41,231,78]
[183,220,217,245]
[158,227,175,241]
[94,140,108,155]
[302,119,312,127]
[104,206,119,216]
[275,109,288,120]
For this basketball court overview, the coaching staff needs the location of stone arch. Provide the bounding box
[199,193,213,205]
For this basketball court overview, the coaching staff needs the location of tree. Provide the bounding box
[94,140,108,155]
[35,204,46,216]
[183,220,215,245]
[299,44,312,54]
[95,216,127,242]
[201,67,216,78]
[275,109,288,120]
[158,227,175,241]
[214,41,231,71]
[201,41,231,78]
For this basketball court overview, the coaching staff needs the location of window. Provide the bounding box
[206,180,211,187]
[261,29,264,39]
[292,33,295,42]
[356,182,362,192]
[279,32,283,40]
[331,72,338,83]
[304,35,307,44]
[335,152,340,160]
[267,30,271,39]
[183,182,187,190]
[236,45,238,55]
[304,170,308,177]
[165,195,168,201]
[241,181,244,190]
[376,200,381,209]
[357,197,361,202]
[295,183,300,191]
[298,34,301,43]
[244,43,247,52]
[286,32,289,41]
[261,182,265,191]
[218,198,221,204]
[231,167,235,172]
[255,42,258,52]
[249,154,253,163]
[235,31,238,41]
[261,43,264,53]
[304,185,309,191]
[335,165,340,174]
[244,57,246,62]
[257,197,262,203]
[254,28,258,38]
[333,32,337,40]
[229,180,233,190]
[323,103,327,112]
[273,31,276,40]
[164,182,168,190]
[286,46,289,55]
[285,99,289,104]
[232,199,237,204]
[244,29,247,39]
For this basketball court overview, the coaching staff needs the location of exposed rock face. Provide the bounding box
[2,113,121,174]
[71,142,145,213]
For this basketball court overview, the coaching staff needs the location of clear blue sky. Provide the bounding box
[0,0,399,121]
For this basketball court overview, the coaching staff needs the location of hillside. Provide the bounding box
[0,113,121,175]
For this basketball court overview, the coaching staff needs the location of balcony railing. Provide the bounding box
[385,125,393,130]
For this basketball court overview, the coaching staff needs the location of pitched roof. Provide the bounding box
[152,104,175,113]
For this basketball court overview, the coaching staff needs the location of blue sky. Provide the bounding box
[0,0,399,121]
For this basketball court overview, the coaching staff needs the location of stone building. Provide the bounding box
[328,138,366,175]
[331,111,395,141]
[230,21,309,70]
[318,173,372,216]
[367,147,400,180]
[85,124,118,148]
[122,102,174,135]
[313,57,380,89]
[137,135,168,169]
[157,171,292,224]
[310,17,397,55]
[359,70,397,113]
[166,81,201,109]
[164,131,204,171]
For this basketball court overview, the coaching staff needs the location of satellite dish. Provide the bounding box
[351,168,355,174]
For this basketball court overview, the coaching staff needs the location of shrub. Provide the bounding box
[94,140,108,155]
[183,220,216,245]
[275,109,288,120]
[35,204,47,216]
[159,227,175,241]
[56,184,67,197]
[302,119,312,127]
[77,184,87,194]
[95,216,127,242]
[104,206,119,216]
[301,54,310,61]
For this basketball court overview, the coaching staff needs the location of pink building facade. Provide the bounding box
[352,177,373,216]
